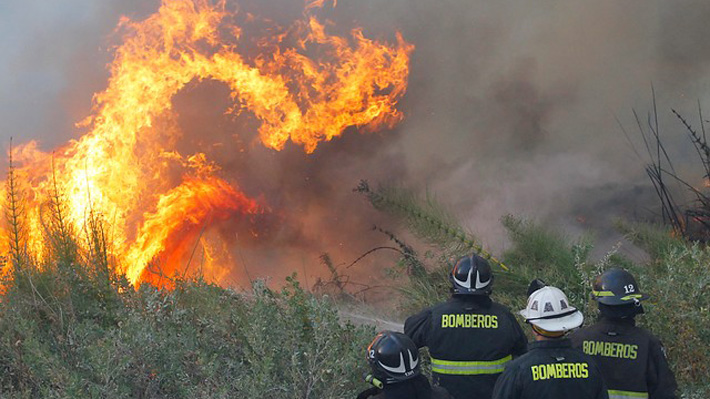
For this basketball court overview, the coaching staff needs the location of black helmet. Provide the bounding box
[450,254,493,295]
[526,278,547,296]
[592,268,649,305]
[366,331,420,385]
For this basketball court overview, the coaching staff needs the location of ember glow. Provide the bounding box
[1,0,413,286]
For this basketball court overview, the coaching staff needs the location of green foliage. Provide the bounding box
[623,227,710,398]
[394,255,450,315]
[496,215,599,313]
[0,267,373,398]
[238,276,373,398]
[356,181,524,314]
[615,220,687,260]
[355,180,510,272]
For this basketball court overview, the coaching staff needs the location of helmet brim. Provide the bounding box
[523,310,584,332]
[452,287,492,296]
[595,292,650,306]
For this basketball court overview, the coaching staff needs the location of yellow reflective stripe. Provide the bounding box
[608,389,648,399]
[620,294,643,301]
[431,355,512,366]
[592,290,615,297]
[431,355,512,375]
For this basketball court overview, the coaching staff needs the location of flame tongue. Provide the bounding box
[125,176,260,284]
[2,0,413,286]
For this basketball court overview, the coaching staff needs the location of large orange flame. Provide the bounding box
[1,0,413,286]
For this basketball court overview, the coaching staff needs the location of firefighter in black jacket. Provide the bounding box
[357,331,453,399]
[492,283,608,399]
[570,268,678,399]
[404,255,527,399]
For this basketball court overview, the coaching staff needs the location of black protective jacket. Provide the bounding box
[491,339,608,399]
[570,317,678,399]
[404,296,527,399]
[356,375,454,399]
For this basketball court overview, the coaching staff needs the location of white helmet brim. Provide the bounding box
[521,309,584,332]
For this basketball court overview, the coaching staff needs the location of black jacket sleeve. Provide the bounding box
[590,361,610,399]
[403,308,432,348]
[491,364,521,399]
[508,312,528,357]
[598,383,610,399]
[432,386,455,399]
[356,387,381,399]
[647,338,677,399]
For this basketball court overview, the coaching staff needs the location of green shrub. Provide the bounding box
[623,228,710,398]
[0,267,373,398]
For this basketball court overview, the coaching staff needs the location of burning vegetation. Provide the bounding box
[635,99,710,242]
[0,0,413,288]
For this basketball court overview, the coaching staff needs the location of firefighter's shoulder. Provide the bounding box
[357,386,453,399]
[499,349,528,373]
[639,325,671,360]
[406,298,454,318]
[633,324,662,343]
[404,299,453,332]
[488,300,520,318]
[569,321,602,345]
[622,323,669,357]
[489,300,525,331]
[403,305,436,347]
[356,387,381,399]
[432,385,455,399]
[404,306,434,330]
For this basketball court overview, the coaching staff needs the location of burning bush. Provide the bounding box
[0,0,413,288]
[0,158,373,397]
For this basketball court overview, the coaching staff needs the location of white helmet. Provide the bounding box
[519,286,583,333]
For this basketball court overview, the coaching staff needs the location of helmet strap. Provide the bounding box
[598,303,642,319]
[531,324,565,338]
[364,374,384,389]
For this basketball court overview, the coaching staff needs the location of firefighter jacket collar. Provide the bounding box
[380,377,429,399]
[598,315,636,326]
[528,338,573,351]
[448,294,492,310]
[357,375,450,399]
[598,303,644,319]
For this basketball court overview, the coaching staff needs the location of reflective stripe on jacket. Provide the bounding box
[431,355,512,375]
[608,389,648,399]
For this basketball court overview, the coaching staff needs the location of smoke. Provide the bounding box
[0,0,156,151]
[3,0,710,288]
[367,0,710,254]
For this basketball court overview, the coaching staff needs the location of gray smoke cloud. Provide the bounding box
[350,0,710,254]
[2,0,709,287]
[0,0,156,151]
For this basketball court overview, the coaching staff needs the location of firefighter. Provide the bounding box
[357,330,453,399]
[404,254,527,399]
[570,268,678,399]
[492,283,608,399]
